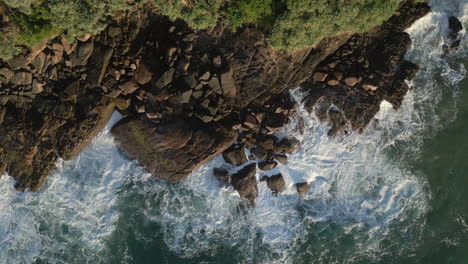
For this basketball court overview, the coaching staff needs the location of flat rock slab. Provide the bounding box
[112,118,237,182]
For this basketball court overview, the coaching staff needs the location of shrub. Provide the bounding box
[153,0,224,29]
[224,0,286,28]
[269,0,405,50]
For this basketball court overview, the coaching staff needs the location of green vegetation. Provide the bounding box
[0,0,134,59]
[153,0,422,50]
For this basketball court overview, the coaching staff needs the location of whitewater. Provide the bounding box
[1,0,467,263]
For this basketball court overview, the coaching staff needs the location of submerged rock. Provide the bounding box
[296,182,310,196]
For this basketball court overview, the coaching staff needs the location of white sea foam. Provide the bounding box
[0,1,467,263]
[0,112,146,264]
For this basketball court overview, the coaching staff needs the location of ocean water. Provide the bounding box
[1,0,468,263]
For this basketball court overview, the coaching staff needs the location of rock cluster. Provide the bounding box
[212,135,301,204]
[0,1,431,199]
[302,1,430,136]
[0,7,147,190]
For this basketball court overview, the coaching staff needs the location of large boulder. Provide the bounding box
[262,173,286,194]
[222,145,248,166]
[112,118,237,182]
[230,163,258,205]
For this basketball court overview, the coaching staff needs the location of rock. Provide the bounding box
[113,97,131,111]
[195,112,214,123]
[258,160,277,171]
[333,71,343,80]
[276,137,301,154]
[200,71,210,81]
[184,75,197,88]
[29,42,47,60]
[213,55,222,67]
[213,168,230,183]
[327,79,340,86]
[362,83,378,91]
[32,79,44,94]
[192,89,204,99]
[112,118,237,182]
[0,68,13,82]
[243,114,257,129]
[259,136,277,150]
[448,16,463,35]
[167,47,177,58]
[7,54,32,70]
[155,68,175,88]
[208,76,222,94]
[266,149,275,160]
[51,43,64,65]
[263,174,285,194]
[230,163,258,205]
[76,33,92,42]
[170,89,192,104]
[220,70,236,97]
[31,52,46,73]
[251,147,267,160]
[61,37,77,55]
[135,63,153,85]
[11,71,32,86]
[146,112,161,119]
[344,77,359,86]
[87,45,113,84]
[119,80,139,94]
[254,112,265,123]
[71,42,94,66]
[275,153,288,164]
[64,80,80,102]
[264,113,288,133]
[223,145,248,166]
[296,182,310,196]
[313,72,328,82]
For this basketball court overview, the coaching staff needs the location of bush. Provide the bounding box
[224,0,286,28]
[153,0,225,29]
[269,0,405,50]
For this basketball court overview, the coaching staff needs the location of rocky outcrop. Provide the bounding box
[302,1,431,135]
[443,16,464,55]
[112,117,237,182]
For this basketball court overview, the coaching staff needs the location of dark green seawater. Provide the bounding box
[1,1,468,263]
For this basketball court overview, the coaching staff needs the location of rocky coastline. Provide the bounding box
[0,1,435,205]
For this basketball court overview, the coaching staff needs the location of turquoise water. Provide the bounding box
[1,1,468,263]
